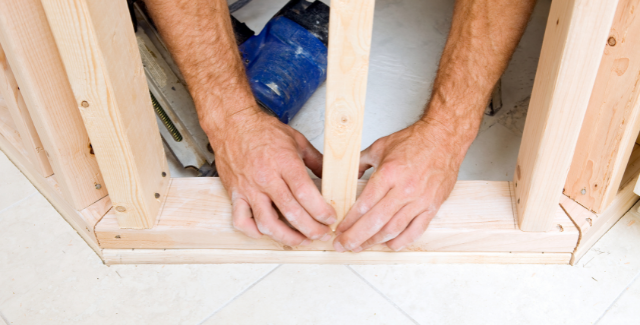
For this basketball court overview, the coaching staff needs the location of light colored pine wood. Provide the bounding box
[0,43,53,177]
[0,95,27,159]
[561,175,639,265]
[514,0,619,231]
[562,146,640,264]
[41,0,170,228]
[0,120,107,257]
[621,144,640,189]
[0,0,107,210]
[96,178,579,253]
[322,0,376,230]
[102,249,571,265]
[564,0,640,213]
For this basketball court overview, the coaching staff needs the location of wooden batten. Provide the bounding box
[95,178,579,254]
[0,43,53,177]
[102,249,572,265]
[322,0,375,229]
[41,0,170,229]
[565,0,640,214]
[0,0,108,210]
[514,0,619,231]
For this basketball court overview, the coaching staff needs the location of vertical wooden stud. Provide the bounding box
[322,0,376,230]
[0,43,53,177]
[42,0,170,229]
[515,0,618,231]
[564,0,640,213]
[0,0,108,210]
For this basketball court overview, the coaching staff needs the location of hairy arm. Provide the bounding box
[334,0,537,252]
[142,0,336,245]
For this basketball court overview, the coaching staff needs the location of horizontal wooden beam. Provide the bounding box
[96,177,579,253]
[102,249,572,265]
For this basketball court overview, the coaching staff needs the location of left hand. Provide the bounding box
[333,119,472,252]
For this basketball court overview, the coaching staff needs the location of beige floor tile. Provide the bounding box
[598,275,640,325]
[350,204,640,325]
[202,264,417,325]
[0,193,278,325]
[0,152,37,213]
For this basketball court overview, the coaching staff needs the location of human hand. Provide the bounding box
[208,108,337,246]
[333,119,471,252]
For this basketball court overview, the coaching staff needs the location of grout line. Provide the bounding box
[0,192,37,216]
[346,265,421,325]
[594,270,640,325]
[196,264,282,325]
[0,308,9,325]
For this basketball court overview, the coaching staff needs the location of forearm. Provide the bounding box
[141,0,261,146]
[423,0,536,155]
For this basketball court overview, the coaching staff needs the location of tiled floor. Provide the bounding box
[2,0,640,323]
[2,149,640,324]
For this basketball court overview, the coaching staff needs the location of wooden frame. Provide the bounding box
[0,0,638,265]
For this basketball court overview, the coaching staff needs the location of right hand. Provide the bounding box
[207,108,337,246]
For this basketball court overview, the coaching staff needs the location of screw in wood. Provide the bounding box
[116,206,126,212]
[155,193,160,199]
[557,224,564,232]
[581,188,586,195]
[115,235,121,239]
[162,172,167,177]
[95,184,102,190]
[81,101,89,108]
[608,36,616,46]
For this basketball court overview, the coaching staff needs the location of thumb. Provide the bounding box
[295,132,324,178]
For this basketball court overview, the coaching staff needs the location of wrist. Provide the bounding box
[199,99,268,151]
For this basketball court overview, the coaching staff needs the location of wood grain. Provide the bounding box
[0,118,107,257]
[0,95,27,158]
[0,0,107,210]
[41,0,170,228]
[0,42,53,177]
[96,178,579,253]
[514,0,619,231]
[561,175,639,265]
[322,0,376,230]
[565,0,640,213]
[102,249,571,265]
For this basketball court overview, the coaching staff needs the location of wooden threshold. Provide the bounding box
[95,178,579,254]
[102,249,572,265]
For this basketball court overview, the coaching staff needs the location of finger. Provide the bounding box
[360,204,423,250]
[358,146,377,177]
[251,193,310,246]
[282,164,337,226]
[386,210,435,251]
[295,132,324,178]
[334,191,405,252]
[267,179,332,241]
[336,172,391,234]
[231,193,262,239]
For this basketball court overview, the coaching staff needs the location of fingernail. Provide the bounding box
[327,217,336,224]
[300,239,312,246]
[334,241,345,253]
[335,230,342,236]
[393,245,405,252]
[320,233,332,242]
[352,246,363,253]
